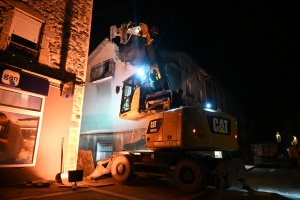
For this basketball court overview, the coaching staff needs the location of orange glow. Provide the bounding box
[192,129,196,134]
[235,134,238,139]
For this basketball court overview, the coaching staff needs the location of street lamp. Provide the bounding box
[291,136,298,146]
[276,132,281,142]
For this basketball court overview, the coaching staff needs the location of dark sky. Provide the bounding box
[89,0,299,139]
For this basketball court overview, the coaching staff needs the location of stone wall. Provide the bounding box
[0,0,92,171]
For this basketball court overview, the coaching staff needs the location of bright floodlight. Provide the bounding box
[206,103,211,108]
[137,68,145,77]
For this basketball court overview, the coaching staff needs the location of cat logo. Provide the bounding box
[1,69,20,86]
[207,116,231,135]
[147,118,163,134]
[213,118,229,133]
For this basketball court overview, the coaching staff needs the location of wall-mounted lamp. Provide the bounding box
[60,81,75,98]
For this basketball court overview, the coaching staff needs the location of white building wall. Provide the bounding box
[81,39,145,134]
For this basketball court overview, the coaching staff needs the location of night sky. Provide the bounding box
[89,0,299,141]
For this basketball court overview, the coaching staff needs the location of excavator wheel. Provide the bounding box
[174,159,208,192]
[111,154,137,183]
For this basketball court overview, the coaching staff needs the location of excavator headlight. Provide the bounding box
[137,68,145,77]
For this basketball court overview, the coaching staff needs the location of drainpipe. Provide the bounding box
[204,75,210,105]
[200,69,210,105]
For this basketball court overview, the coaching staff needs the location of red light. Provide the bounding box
[235,134,237,139]
[192,129,196,134]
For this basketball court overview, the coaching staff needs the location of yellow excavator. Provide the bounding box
[88,21,253,198]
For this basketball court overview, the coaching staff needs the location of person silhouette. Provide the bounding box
[0,112,24,163]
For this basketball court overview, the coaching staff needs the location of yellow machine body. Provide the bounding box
[145,106,238,151]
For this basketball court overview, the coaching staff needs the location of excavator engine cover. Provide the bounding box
[145,106,238,151]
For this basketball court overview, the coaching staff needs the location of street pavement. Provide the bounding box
[1,165,299,200]
[222,167,300,200]
[0,180,135,200]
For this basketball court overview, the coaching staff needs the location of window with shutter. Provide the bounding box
[8,9,43,59]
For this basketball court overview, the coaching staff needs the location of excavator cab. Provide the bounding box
[118,73,143,120]
[117,69,173,121]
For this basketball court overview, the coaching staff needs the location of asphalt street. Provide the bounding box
[1,166,300,200]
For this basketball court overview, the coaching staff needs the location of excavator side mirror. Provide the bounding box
[116,86,121,94]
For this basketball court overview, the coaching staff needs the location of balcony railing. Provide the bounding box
[8,41,38,59]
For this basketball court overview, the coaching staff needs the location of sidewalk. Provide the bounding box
[11,187,142,200]
[0,177,133,200]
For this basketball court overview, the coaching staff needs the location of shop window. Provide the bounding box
[0,87,45,168]
[90,58,116,82]
[8,9,44,60]
[0,88,42,111]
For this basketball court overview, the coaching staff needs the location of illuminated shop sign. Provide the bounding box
[0,65,49,96]
[1,69,20,86]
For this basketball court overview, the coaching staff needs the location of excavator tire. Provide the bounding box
[111,154,137,183]
[174,159,208,192]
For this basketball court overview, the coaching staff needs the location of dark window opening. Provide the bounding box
[90,59,115,82]
[197,75,201,84]
[8,34,38,59]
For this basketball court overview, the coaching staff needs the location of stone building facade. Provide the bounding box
[0,0,92,184]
